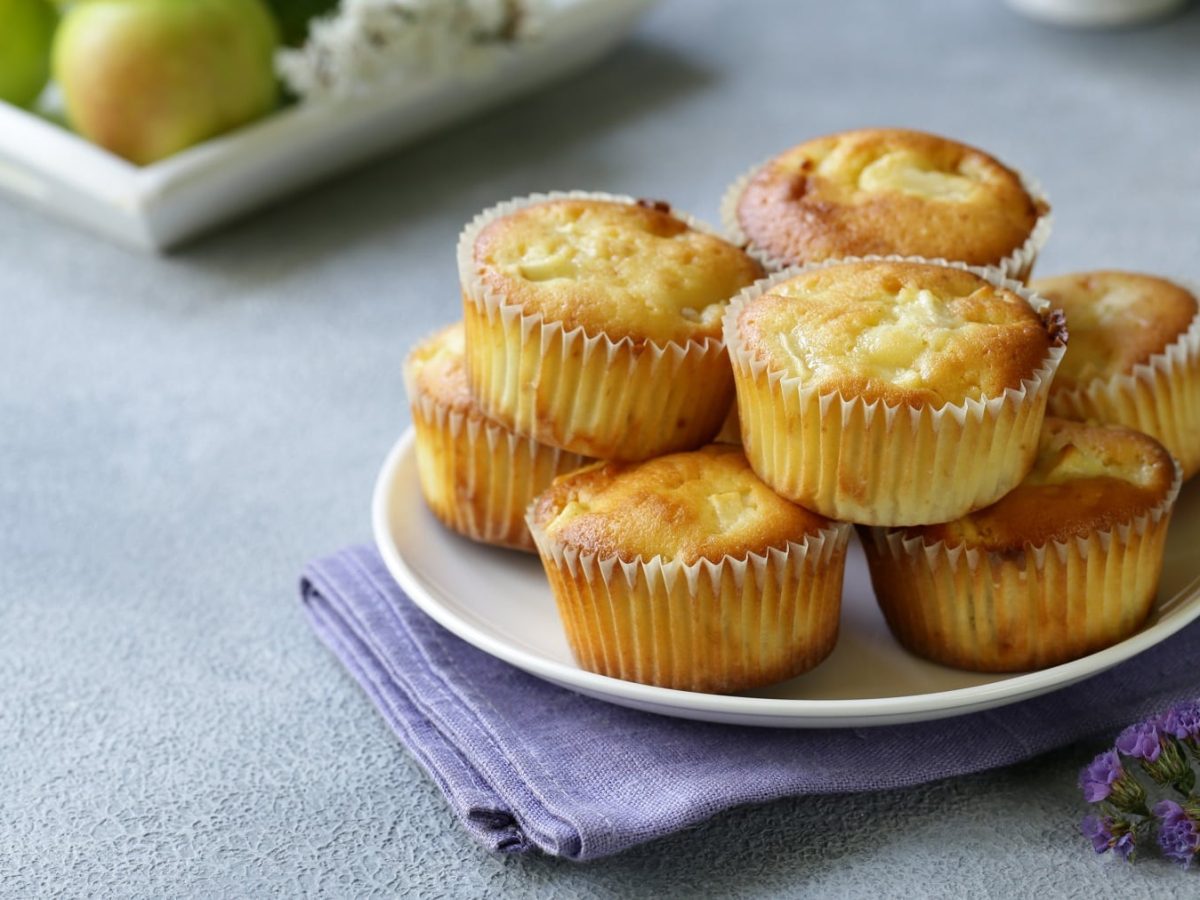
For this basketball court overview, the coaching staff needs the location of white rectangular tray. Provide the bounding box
[0,0,651,252]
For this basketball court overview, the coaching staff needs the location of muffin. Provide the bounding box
[724,259,1066,526]
[714,402,741,444]
[459,192,765,460]
[527,444,851,693]
[723,128,1050,280]
[404,323,591,552]
[862,419,1181,672]
[1032,271,1200,479]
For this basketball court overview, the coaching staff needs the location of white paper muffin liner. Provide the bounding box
[526,512,852,694]
[861,460,1182,672]
[457,191,742,461]
[405,364,591,553]
[723,256,1068,526]
[1049,301,1200,480]
[719,157,1052,282]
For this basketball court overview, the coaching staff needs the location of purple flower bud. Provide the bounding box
[1081,814,1136,861]
[1116,721,1162,763]
[1081,814,1107,852]
[1114,830,1136,861]
[1080,750,1124,803]
[1154,800,1200,868]
[1079,749,1149,814]
[1118,719,1197,793]
[1159,701,1200,745]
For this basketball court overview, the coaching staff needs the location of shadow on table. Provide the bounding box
[170,37,716,289]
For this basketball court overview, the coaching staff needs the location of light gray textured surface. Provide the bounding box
[3,1,1199,895]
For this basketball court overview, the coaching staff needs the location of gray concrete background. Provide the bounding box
[3,0,1199,895]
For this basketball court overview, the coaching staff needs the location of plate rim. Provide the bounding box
[373,428,1200,726]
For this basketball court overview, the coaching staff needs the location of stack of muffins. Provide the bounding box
[405,128,1196,694]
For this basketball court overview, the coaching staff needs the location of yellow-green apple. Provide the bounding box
[0,0,58,108]
[53,0,280,165]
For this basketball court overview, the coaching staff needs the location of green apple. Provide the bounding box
[0,0,58,108]
[54,0,280,165]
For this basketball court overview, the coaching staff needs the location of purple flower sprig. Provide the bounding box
[1080,698,1200,869]
[1155,800,1200,868]
[1117,721,1197,796]
[1081,813,1137,861]
[1080,749,1148,814]
[1161,701,1200,762]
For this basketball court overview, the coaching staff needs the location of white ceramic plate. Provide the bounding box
[373,429,1200,728]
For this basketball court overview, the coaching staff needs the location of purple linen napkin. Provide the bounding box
[300,544,1200,861]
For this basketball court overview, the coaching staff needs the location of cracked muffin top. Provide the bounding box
[404,322,478,413]
[529,444,836,563]
[735,128,1046,268]
[1030,271,1197,392]
[907,418,1177,550]
[470,198,764,345]
[733,260,1059,407]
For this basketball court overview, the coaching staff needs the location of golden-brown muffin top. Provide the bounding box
[472,198,764,345]
[736,128,1046,267]
[404,322,478,413]
[1030,271,1197,392]
[913,418,1176,551]
[735,261,1058,407]
[530,444,834,564]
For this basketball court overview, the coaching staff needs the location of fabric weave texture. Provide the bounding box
[301,544,1200,861]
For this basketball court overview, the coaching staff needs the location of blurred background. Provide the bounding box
[1,0,1197,249]
[3,0,1200,896]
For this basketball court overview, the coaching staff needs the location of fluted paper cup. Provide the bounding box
[527,514,852,694]
[458,191,740,461]
[723,257,1068,526]
[406,364,591,553]
[1050,305,1200,480]
[861,461,1182,672]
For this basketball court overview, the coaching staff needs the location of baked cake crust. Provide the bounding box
[911,418,1177,551]
[735,128,1046,268]
[1031,271,1198,392]
[736,260,1056,407]
[474,198,764,345]
[530,444,832,564]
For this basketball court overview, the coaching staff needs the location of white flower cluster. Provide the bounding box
[278,0,552,99]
